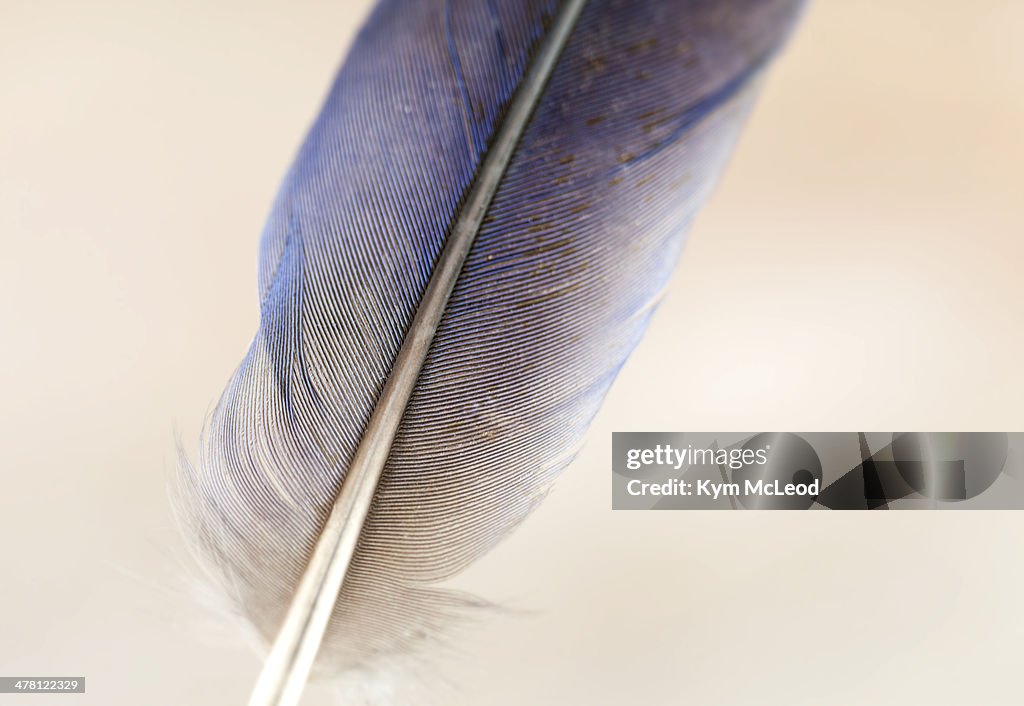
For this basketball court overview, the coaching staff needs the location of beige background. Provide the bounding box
[2,1,1024,704]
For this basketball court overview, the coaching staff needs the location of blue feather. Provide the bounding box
[181,0,804,675]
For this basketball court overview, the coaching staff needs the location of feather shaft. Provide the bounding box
[247,1,587,704]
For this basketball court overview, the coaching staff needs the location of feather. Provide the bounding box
[178,0,804,697]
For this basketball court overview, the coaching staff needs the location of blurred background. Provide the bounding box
[2,1,1023,704]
